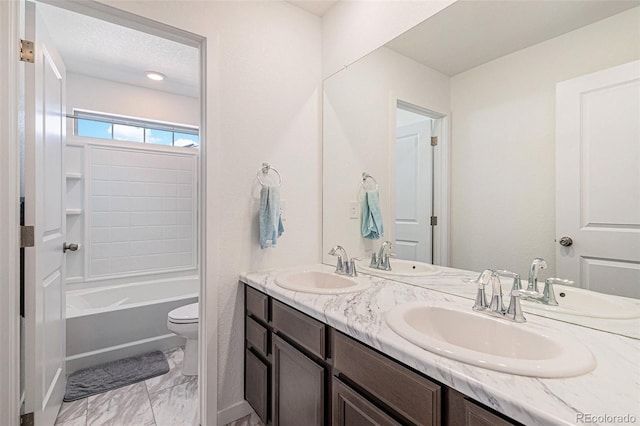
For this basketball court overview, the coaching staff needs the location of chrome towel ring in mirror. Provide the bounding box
[257,162,282,187]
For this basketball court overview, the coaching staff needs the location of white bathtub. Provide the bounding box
[66,277,198,373]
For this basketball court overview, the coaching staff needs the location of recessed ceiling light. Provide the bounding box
[145,71,166,81]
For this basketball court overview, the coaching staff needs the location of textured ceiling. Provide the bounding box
[386,0,639,77]
[38,3,199,98]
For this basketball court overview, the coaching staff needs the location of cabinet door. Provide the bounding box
[333,377,401,426]
[464,400,516,426]
[245,348,269,424]
[272,334,324,426]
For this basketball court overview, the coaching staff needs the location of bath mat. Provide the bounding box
[64,351,169,401]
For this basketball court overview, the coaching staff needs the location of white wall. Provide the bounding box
[96,1,322,422]
[66,72,199,126]
[321,0,456,78]
[449,8,640,277]
[323,47,449,263]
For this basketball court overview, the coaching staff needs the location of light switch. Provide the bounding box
[280,199,287,222]
[349,201,358,219]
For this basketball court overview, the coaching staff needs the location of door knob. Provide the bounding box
[559,236,573,247]
[63,242,79,253]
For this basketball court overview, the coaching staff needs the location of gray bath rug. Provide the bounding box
[64,351,169,402]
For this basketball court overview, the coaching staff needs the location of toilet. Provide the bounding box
[167,302,199,376]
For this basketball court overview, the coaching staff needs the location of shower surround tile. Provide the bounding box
[148,377,198,426]
[55,399,87,425]
[86,382,155,426]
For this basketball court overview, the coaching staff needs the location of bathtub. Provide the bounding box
[65,277,198,373]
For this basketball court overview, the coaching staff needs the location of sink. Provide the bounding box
[386,302,596,377]
[275,270,371,295]
[497,281,640,320]
[357,259,441,277]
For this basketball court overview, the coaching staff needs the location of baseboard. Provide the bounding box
[217,400,253,425]
[66,334,185,373]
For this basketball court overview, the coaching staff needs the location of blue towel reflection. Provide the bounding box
[361,190,383,239]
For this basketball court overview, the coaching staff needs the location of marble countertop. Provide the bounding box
[240,264,640,426]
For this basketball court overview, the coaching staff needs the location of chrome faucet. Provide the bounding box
[472,269,544,322]
[370,241,393,271]
[527,258,548,292]
[328,245,357,277]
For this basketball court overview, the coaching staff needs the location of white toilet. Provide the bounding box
[167,302,199,376]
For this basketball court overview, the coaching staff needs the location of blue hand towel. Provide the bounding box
[259,185,284,249]
[361,190,383,239]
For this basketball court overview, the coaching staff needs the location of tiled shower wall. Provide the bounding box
[66,139,198,284]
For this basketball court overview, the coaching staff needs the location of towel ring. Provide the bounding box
[257,163,282,187]
[361,172,378,190]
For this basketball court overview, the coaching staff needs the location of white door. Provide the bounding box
[395,119,432,262]
[23,1,67,424]
[556,60,640,299]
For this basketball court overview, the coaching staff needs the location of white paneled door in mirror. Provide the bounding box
[556,60,640,299]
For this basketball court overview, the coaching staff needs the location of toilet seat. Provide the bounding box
[168,302,199,324]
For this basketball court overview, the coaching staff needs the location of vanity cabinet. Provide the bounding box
[332,377,401,426]
[244,284,521,426]
[273,334,325,426]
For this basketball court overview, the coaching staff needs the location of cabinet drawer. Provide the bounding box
[333,331,441,426]
[333,377,402,426]
[272,300,326,359]
[246,315,269,355]
[246,286,269,324]
[245,348,269,424]
[464,400,516,426]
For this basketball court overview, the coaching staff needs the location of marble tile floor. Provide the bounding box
[225,412,264,426]
[55,347,198,426]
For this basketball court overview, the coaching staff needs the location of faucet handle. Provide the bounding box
[506,289,544,322]
[369,253,378,267]
[495,269,522,291]
[347,259,358,277]
[543,278,572,306]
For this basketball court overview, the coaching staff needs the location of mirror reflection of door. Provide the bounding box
[395,103,441,264]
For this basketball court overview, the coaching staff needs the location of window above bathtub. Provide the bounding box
[71,109,199,148]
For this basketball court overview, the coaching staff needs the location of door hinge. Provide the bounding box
[20,412,34,426]
[430,136,438,146]
[19,39,34,63]
[20,226,35,248]
[430,216,438,226]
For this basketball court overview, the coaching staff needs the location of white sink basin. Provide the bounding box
[275,270,371,295]
[358,259,440,277]
[496,281,640,319]
[386,302,596,378]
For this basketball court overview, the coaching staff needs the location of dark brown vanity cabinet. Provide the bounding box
[245,287,271,424]
[244,284,520,426]
[272,334,325,426]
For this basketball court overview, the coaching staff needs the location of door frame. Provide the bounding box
[1,0,213,424]
[0,0,23,424]
[390,98,450,267]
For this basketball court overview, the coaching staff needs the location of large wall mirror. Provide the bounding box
[322,0,640,338]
